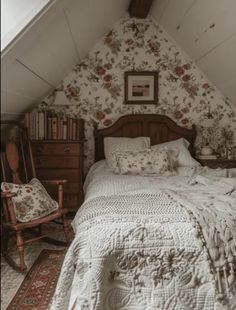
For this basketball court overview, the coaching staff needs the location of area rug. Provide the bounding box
[6,249,65,310]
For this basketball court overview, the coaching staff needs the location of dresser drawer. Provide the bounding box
[36,169,80,182]
[34,156,80,169]
[32,139,84,212]
[32,143,81,156]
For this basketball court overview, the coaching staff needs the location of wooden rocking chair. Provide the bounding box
[1,121,70,272]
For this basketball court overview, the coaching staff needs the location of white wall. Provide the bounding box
[151,0,236,108]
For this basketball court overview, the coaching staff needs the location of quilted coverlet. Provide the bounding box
[50,162,236,310]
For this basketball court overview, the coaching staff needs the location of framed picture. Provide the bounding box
[124,71,158,104]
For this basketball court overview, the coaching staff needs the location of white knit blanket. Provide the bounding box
[188,175,236,194]
[50,162,236,310]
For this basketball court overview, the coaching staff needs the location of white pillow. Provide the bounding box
[151,138,200,167]
[228,168,236,177]
[104,137,150,173]
[116,149,175,175]
[1,178,58,222]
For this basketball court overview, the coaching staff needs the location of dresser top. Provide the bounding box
[31,140,85,144]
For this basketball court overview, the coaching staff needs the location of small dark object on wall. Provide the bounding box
[128,0,154,18]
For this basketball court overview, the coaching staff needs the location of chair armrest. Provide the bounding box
[41,179,68,185]
[41,180,67,210]
[1,191,17,198]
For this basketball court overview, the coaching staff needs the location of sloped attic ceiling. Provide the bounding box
[1,0,236,121]
[151,0,236,108]
[1,0,130,120]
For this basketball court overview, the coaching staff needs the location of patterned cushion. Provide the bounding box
[115,149,176,175]
[104,137,150,173]
[1,178,58,222]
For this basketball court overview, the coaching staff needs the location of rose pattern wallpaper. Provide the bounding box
[40,16,236,171]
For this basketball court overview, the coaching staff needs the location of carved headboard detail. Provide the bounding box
[94,114,196,162]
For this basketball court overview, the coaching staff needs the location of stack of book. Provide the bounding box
[24,111,84,140]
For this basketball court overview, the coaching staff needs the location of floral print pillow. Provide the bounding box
[115,149,175,176]
[1,178,58,222]
[104,137,150,173]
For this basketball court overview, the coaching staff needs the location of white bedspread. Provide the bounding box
[50,161,236,310]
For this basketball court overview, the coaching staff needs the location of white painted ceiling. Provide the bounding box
[1,0,236,120]
[151,0,236,108]
[1,0,51,50]
[1,0,130,120]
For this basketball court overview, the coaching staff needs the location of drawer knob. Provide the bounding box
[64,146,71,153]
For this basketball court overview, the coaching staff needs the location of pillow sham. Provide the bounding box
[1,178,58,223]
[104,137,150,173]
[116,149,175,176]
[151,138,200,167]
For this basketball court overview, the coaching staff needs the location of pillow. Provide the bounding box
[1,178,58,223]
[115,149,175,176]
[228,168,236,178]
[151,138,200,167]
[104,137,150,173]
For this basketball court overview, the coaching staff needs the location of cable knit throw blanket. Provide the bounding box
[184,176,236,299]
[50,164,236,310]
[168,176,236,302]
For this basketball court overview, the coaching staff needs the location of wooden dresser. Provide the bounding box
[197,158,236,169]
[31,140,84,212]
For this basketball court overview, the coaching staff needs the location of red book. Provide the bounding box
[44,110,47,139]
[60,117,64,140]
[30,112,34,139]
[72,119,76,140]
[52,116,57,140]
[35,111,39,140]
[38,111,44,140]
[67,117,70,139]
[48,117,52,140]
[57,116,60,140]
[24,112,30,128]
[24,113,30,137]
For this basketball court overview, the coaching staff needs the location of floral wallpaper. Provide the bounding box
[40,16,236,171]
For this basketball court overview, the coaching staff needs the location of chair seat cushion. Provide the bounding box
[1,178,59,222]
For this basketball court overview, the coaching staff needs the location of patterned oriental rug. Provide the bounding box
[6,249,65,310]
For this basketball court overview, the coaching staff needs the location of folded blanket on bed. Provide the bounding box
[167,186,236,301]
[188,175,236,195]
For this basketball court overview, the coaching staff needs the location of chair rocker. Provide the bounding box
[1,121,70,272]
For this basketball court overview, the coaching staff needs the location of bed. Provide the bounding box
[50,114,236,310]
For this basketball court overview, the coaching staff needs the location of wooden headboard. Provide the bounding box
[94,114,196,162]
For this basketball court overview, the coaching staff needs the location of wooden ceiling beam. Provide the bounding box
[128,0,154,18]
